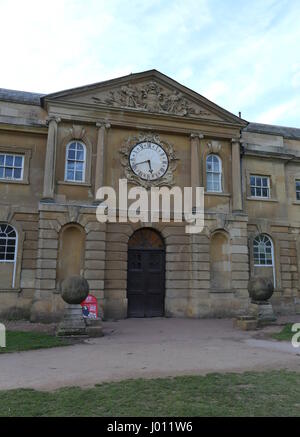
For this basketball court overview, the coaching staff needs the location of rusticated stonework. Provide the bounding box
[92,80,212,118]
[119,132,178,189]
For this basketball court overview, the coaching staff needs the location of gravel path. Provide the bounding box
[0,317,299,391]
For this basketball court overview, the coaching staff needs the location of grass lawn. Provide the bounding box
[272,324,296,342]
[0,371,299,417]
[0,331,69,354]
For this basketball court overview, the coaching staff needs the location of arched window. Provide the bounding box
[0,224,17,262]
[65,141,86,183]
[253,234,273,266]
[0,224,18,288]
[206,154,222,192]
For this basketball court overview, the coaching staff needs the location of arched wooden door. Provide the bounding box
[127,228,165,318]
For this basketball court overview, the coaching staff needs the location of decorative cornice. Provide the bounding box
[243,148,300,162]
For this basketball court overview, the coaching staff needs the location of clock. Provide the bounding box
[129,142,169,181]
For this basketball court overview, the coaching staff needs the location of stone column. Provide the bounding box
[190,133,204,206]
[231,138,243,212]
[42,117,61,201]
[95,122,111,201]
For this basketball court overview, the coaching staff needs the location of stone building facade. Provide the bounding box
[0,70,299,322]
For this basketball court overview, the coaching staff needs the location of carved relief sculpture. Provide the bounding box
[92,80,211,118]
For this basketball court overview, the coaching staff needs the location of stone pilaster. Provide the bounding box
[95,122,111,201]
[42,117,61,201]
[231,138,243,212]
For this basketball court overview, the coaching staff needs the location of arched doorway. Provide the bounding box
[127,228,165,318]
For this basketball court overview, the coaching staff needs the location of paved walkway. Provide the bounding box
[0,318,299,391]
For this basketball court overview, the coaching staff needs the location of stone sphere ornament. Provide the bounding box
[248,277,274,302]
[61,276,89,305]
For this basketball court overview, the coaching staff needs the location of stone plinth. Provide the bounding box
[249,301,277,326]
[85,317,103,337]
[57,304,88,337]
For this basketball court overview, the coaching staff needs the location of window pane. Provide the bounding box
[0,168,3,178]
[256,188,261,197]
[250,176,255,186]
[5,168,13,178]
[13,168,22,179]
[14,156,23,167]
[5,155,13,166]
[0,155,4,165]
[256,178,261,186]
[67,171,74,181]
[262,178,268,187]
[67,162,75,173]
[207,174,213,191]
[262,188,268,197]
[68,149,76,160]
[75,171,83,181]
[75,162,83,172]
[213,161,219,172]
[77,150,84,161]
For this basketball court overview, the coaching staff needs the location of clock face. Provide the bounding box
[129,142,169,181]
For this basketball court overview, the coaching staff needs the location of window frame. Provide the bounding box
[296,180,300,201]
[64,141,87,184]
[253,234,274,267]
[0,223,18,288]
[0,153,24,182]
[250,175,270,199]
[206,154,222,193]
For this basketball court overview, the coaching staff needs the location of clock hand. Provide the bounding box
[136,160,149,166]
[135,160,153,174]
[147,160,153,174]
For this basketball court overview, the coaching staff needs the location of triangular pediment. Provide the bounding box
[42,70,246,126]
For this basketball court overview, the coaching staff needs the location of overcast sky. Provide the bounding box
[1,0,300,127]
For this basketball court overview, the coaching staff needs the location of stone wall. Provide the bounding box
[0,211,38,320]
[30,203,106,323]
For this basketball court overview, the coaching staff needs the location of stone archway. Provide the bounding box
[127,228,165,318]
[57,223,85,289]
[210,230,231,291]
